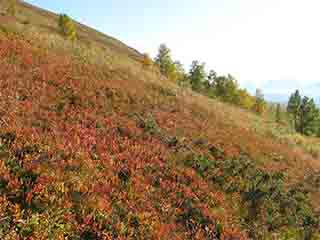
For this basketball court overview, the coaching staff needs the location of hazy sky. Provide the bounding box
[26,0,320,100]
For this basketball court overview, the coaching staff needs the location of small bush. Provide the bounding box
[144,114,159,134]
[184,155,214,176]
[0,132,16,146]
[136,114,160,135]
[118,168,131,183]
[22,20,30,25]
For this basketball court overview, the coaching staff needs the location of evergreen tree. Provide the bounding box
[154,44,176,78]
[205,70,217,89]
[276,103,281,123]
[287,90,320,136]
[207,70,217,84]
[211,74,239,104]
[226,74,240,103]
[287,90,301,131]
[200,70,216,97]
[188,60,207,91]
[299,97,320,136]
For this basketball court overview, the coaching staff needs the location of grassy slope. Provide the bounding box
[14,0,142,58]
[0,1,320,239]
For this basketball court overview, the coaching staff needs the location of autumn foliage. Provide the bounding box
[0,27,319,239]
[0,34,250,239]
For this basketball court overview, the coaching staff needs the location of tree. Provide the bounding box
[253,89,266,115]
[202,70,217,97]
[238,89,255,110]
[298,97,320,136]
[188,60,207,91]
[207,70,217,84]
[174,61,188,86]
[211,74,239,104]
[287,90,320,136]
[287,90,302,130]
[58,14,77,41]
[142,53,153,69]
[205,70,217,89]
[154,44,176,78]
[276,103,281,123]
[7,0,17,16]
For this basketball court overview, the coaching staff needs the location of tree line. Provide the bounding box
[153,44,320,137]
[153,44,266,115]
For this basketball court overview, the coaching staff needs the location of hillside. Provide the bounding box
[0,1,320,239]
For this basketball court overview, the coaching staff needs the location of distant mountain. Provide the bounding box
[264,93,289,104]
[264,93,320,105]
[251,80,320,104]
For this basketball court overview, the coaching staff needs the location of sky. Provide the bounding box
[26,0,320,102]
